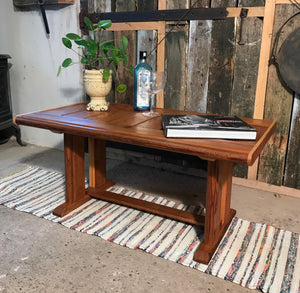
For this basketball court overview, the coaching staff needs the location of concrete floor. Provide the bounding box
[0,139,299,293]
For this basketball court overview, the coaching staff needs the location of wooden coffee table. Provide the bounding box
[15,103,276,264]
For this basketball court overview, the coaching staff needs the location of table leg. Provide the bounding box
[193,160,236,264]
[53,133,90,217]
[88,137,115,191]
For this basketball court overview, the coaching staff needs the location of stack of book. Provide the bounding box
[161,114,257,140]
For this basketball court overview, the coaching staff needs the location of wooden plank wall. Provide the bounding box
[81,0,300,191]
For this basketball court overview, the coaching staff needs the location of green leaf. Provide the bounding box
[81,57,87,64]
[121,35,128,51]
[66,33,81,40]
[84,17,94,31]
[62,58,72,68]
[62,37,72,49]
[57,65,62,76]
[111,46,120,57]
[100,41,114,55]
[74,39,88,46]
[110,47,123,65]
[116,84,127,93]
[97,20,112,30]
[87,39,97,55]
[103,68,110,79]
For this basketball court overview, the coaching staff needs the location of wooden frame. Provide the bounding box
[106,21,166,108]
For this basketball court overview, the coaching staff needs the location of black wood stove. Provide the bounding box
[0,55,24,145]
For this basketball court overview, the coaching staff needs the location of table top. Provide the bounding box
[15,103,276,165]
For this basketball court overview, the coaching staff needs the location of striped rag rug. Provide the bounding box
[0,166,299,293]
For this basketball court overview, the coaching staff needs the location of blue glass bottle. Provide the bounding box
[134,51,152,111]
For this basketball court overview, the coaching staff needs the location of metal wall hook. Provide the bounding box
[38,0,50,35]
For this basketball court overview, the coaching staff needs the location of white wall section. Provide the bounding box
[0,1,84,149]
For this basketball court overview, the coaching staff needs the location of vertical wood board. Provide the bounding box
[94,0,115,103]
[185,20,212,113]
[114,0,135,12]
[231,0,264,118]
[164,0,189,110]
[239,0,265,5]
[247,0,276,181]
[87,0,94,13]
[284,95,300,189]
[155,21,166,108]
[165,31,187,110]
[190,0,211,7]
[136,0,158,72]
[166,0,189,9]
[114,0,136,104]
[185,0,212,113]
[80,0,88,10]
[231,0,264,178]
[206,0,237,115]
[137,0,158,11]
[137,30,157,71]
[94,0,111,12]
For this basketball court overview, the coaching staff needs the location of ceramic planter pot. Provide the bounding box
[84,69,112,111]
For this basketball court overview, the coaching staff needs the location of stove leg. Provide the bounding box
[0,124,26,146]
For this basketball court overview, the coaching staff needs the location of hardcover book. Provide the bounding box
[161,114,257,140]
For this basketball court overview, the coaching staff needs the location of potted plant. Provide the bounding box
[57,16,133,111]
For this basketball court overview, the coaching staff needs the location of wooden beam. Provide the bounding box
[226,6,265,17]
[80,8,228,25]
[156,0,166,107]
[87,188,205,226]
[155,22,165,108]
[158,0,166,10]
[248,0,276,180]
[80,6,271,27]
